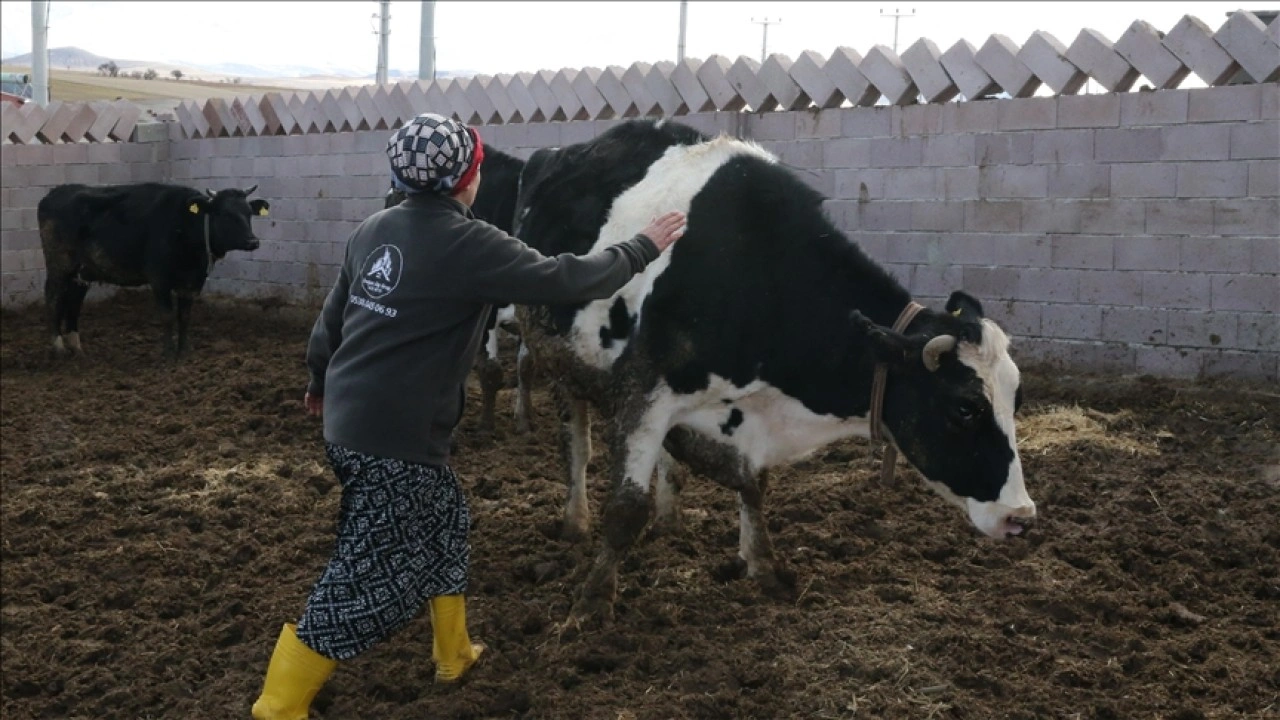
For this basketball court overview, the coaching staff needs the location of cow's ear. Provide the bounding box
[187,197,210,216]
[249,199,270,217]
[944,291,985,343]
[850,310,920,366]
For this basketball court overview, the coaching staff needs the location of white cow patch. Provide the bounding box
[954,320,1035,536]
[567,136,777,370]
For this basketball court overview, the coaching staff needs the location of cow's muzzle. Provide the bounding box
[244,238,261,251]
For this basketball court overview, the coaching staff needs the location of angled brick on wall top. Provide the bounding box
[696,55,746,112]
[860,45,918,106]
[527,70,567,122]
[789,50,842,109]
[1164,15,1241,86]
[975,34,1041,98]
[1215,9,1280,83]
[940,39,1000,101]
[548,69,588,122]
[84,101,122,143]
[1115,19,1190,89]
[464,75,503,125]
[902,38,959,104]
[670,58,716,114]
[758,55,810,111]
[1065,29,1140,92]
[570,68,614,120]
[111,99,143,142]
[646,62,688,116]
[727,57,777,112]
[1019,31,1087,95]
[590,66,636,119]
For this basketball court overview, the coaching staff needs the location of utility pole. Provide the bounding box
[374,0,390,85]
[879,7,914,54]
[419,0,436,81]
[750,16,779,63]
[677,0,687,63]
[31,0,49,105]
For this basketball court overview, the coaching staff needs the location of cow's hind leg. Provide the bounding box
[44,273,73,355]
[558,389,592,543]
[569,404,668,625]
[649,448,687,537]
[62,279,90,355]
[663,427,790,597]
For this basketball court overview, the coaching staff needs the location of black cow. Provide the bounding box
[38,182,268,356]
[383,146,535,433]
[510,119,1035,623]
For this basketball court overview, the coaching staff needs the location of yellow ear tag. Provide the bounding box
[952,308,963,317]
[258,207,269,216]
[188,203,199,214]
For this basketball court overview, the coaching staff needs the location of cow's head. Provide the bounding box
[384,185,407,209]
[856,291,1034,540]
[190,185,267,256]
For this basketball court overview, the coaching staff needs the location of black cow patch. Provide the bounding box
[719,408,744,436]
[598,297,635,349]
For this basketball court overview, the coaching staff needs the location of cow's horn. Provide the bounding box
[205,188,216,198]
[244,184,258,196]
[922,335,957,372]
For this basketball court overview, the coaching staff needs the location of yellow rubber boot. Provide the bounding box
[251,623,338,720]
[430,595,485,684]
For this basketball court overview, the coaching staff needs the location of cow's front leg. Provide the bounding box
[513,340,536,434]
[569,407,666,624]
[152,287,178,356]
[474,329,502,433]
[558,390,592,543]
[173,292,197,355]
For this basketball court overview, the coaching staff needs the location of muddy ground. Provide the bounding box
[1,290,1277,720]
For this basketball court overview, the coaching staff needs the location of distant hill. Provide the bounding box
[3,46,124,70]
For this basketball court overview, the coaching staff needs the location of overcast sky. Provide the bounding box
[0,1,1258,78]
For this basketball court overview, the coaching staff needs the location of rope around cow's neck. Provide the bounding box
[869,300,926,484]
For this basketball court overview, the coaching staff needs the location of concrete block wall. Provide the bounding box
[2,88,1276,381]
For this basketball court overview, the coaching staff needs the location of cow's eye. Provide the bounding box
[953,400,981,425]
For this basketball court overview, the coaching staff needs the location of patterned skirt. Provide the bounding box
[294,443,471,661]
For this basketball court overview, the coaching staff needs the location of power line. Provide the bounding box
[750,16,780,64]
[879,7,915,54]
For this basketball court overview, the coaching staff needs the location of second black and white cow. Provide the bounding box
[511,119,1036,622]
[383,146,535,433]
[38,182,269,356]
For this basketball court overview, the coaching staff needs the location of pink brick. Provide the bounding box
[1020,200,1082,234]
[922,135,975,166]
[964,200,1021,232]
[1095,128,1163,162]
[1041,303,1103,339]
[1188,84,1263,123]
[1252,237,1280,274]
[909,201,965,231]
[1230,122,1280,160]
[1056,94,1119,129]
[1016,268,1079,302]
[962,266,1022,301]
[1167,310,1239,348]
[944,100,998,133]
[1102,306,1168,343]
[1145,200,1215,236]
[1048,165,1110,198]
[1162,124,1232,161]
[1115,236,1181,271]
[1119,89,1189,126]
[1079,269,1142,305]
[1142,272,1211,309]
[1176,163,1248,198]
[979,166,1048,198]
[823,138,871,168]
[1051,234,1113,269]
[996,97,1056,131]
[1247,161,1279,197]
[1211,274,1280,312]
[976,133,1034,165]
[1079,200,1145,235]
[1214,199,1280,236]
[1134,346,1202,378]
[1238,313,1280,352]
[1202,351,1277,381]
[1032,129,1094,164]
[1111,164,1176,198]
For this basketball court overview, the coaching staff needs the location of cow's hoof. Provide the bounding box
[560,519,591,544]
[565,594,614,630]
[754,565,799,601]
[647,513,684,539]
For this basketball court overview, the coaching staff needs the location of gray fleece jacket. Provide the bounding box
[306,191,658,465]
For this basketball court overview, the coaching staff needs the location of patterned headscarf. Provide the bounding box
[385,113,485,196]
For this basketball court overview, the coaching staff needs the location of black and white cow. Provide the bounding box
[511,119,1035,622]
[384,147,534,433]
[38,182,268,356]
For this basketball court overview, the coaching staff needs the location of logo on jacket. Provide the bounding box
[360,245,403,298]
